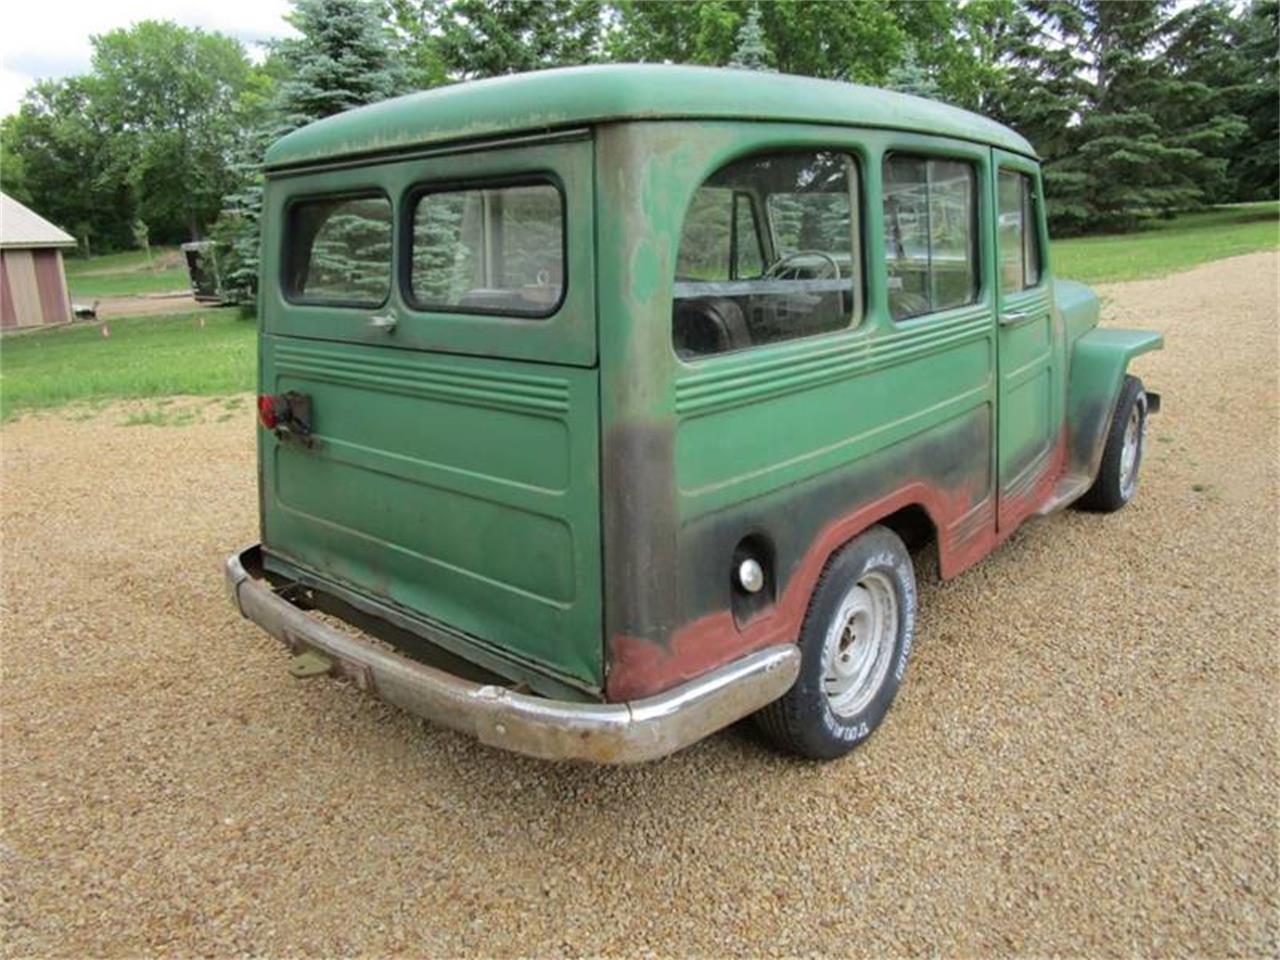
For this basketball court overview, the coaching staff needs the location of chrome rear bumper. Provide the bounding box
[224,546,799,763]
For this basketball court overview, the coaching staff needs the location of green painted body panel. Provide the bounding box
[259,336,603,692]
[1065,327,1164,478]
[1056,278,1102,342]
[992,149,1064,527]
[253,69,1159,705]
[594,122,1003,697]
[257,137,603,696]
[264,65,1035,171]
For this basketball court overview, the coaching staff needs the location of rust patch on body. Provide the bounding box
[997,428,1069,534]
[606,429,1072,702]
[608,481,977,700]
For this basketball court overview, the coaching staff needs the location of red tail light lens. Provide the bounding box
[257,395,279,430]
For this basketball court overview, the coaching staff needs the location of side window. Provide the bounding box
[284,194,392,306]
[998,170,1043,293]
[676,187,734,281]
[882,156,978,321]
[409,181,564,317]
[676,188,766,283]
[767,186,853,260]
[673,151,861,359]
[732,193,764,279]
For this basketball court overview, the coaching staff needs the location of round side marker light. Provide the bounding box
[737,558,765,594]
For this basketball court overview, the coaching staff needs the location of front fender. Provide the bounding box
[1066,328,1163,480]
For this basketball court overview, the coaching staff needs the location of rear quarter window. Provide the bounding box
[283,193,392,307]
[672,150,862,359]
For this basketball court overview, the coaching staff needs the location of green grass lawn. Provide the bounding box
[1051,201,1279,285]
[64,246,192,300]
[0,310,254,420]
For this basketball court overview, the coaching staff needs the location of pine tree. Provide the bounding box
[212,121,276,304]
[994,0,1248,234]
[274,0,407,129]
[1163,0,1277,202]
[886,45,942,100]
[411,193,470,302]
[728,3,776,72]
[215,0,406,306]
[1230,0,1279,200]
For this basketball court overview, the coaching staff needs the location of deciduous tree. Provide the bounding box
[420,0,605,80]
[91,21,253,241]
[4,77,136,252]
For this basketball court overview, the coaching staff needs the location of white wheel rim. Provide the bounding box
[1119,400,1144,499]
[821,570,898,718]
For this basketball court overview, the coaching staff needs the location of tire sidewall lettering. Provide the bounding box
[800,527,917,751]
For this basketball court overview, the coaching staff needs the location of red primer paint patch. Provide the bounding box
[606,437,1070,703]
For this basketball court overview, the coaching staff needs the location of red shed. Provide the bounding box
[1,193,76,330]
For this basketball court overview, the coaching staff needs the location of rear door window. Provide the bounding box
[284,194,392,306]
[266,137,594,366]
[408,181,564,317]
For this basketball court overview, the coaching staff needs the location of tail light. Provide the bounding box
[257,394,280,430]
[257,392,314,446]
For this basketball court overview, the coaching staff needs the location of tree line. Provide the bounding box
[2,0,1275,271]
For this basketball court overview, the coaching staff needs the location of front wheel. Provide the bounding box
[754,525,917,760]
[1078,375,1148,513]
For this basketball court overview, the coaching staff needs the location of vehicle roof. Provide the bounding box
[264,64,1037,171]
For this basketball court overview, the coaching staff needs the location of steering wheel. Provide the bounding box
[764,250,841,282]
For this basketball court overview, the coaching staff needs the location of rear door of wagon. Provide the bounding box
[257,133,602,694]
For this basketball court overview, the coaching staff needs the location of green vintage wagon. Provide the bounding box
[224,65,1162,763]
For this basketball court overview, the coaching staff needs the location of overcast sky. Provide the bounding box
[1,0,299,117]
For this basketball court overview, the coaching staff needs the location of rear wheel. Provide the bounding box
[755,525,917,760]
[1078,375,1148,513]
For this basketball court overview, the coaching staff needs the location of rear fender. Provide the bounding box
[1066,328,1163,480]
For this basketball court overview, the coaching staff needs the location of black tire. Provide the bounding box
[1077,375,1148,513]
[755,525,917,760]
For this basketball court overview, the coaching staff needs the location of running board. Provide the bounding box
[1036,473,1092,515]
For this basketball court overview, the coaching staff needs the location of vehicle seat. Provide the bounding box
[673,297,751,357]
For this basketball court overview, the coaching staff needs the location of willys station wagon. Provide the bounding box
[224,65,1162,763]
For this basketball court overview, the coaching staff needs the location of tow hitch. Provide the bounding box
[288,649,333,678]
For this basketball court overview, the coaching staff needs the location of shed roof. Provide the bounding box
[1,193,76,249]
[265,64,1036,171]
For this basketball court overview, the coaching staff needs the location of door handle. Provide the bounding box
[368,313,397,333]
[999,309,1038,328]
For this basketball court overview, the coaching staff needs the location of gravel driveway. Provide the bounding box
[2,253,1276,957]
